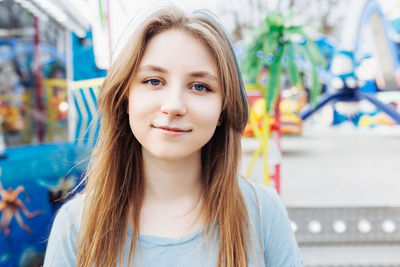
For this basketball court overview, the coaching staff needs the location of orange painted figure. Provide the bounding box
[0,182,40,237]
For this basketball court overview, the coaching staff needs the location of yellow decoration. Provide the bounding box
[244,110,272,186]
[43,79,68,141]
[252,98,266,121]
[359,113,395,127]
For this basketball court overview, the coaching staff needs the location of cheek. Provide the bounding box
[127,105,138,137]
[128,106,150,146]
[127,92,148,134]
[193,102,222,130]
[128,89,156,118]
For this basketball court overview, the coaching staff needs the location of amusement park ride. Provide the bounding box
[300,0,400,125]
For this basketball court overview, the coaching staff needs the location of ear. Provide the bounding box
[217,111,225,126]
[217,116,222,126]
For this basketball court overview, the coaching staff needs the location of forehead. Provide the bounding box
[138,29,219,76]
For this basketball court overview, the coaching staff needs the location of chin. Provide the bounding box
[148,147,200,162]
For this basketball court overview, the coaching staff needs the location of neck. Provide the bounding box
[141,149,202,203]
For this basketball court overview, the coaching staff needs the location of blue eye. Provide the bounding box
[145,79,161,86]
[192,83,210,92]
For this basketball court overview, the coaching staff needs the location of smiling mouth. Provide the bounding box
[152,125,192,133]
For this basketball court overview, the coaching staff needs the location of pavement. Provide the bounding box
[241,123,400,207]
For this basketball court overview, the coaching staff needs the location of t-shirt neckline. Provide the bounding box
[127,226,204,246]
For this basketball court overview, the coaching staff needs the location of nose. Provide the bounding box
[160,85,187,117]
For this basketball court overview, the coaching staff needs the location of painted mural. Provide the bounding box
[0,143,90,267]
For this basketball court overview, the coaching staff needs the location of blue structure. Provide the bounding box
[0,39,66,67]
[72,31,106,81]
[0,143,90,266]
[300,0,400,124]
[300,50,400,124]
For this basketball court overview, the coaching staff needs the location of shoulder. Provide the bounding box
[55,193,85,228]
[238,177,303,266]
[43,193,85,267]
[237,176,287,242]
[238,176,283,217]
[49,193,86,242]
[59,193,85,214]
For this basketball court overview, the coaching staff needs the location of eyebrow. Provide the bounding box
[138,65,168,74]
[138,64,219,83]
[189,71,219,83]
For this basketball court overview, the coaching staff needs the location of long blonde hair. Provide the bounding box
[77,6,250,267]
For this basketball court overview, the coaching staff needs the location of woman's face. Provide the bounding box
[128,29,223,162]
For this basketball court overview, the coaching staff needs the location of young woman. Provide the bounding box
[44,6,303,267]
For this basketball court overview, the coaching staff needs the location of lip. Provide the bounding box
[152,125,192,136]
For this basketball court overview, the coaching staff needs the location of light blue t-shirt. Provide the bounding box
[44,178,303,266]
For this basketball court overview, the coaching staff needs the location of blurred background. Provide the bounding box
[0,0,399,266]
